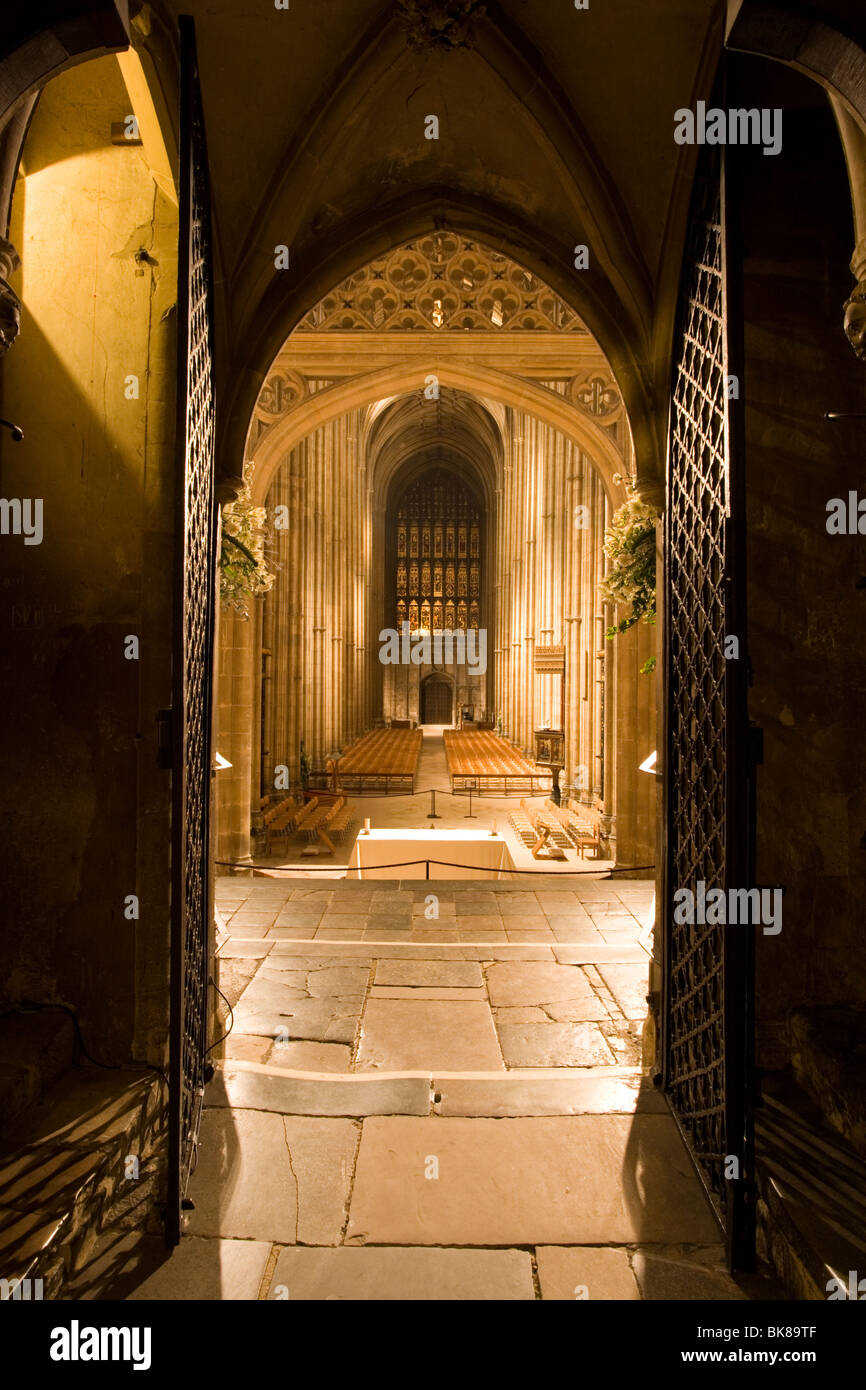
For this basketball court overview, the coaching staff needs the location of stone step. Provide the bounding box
[258,939,649,962]
[208,1059,662,1119]
[0,1067,165,1299]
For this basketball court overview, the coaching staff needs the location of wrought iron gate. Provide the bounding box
[662,137,755,1269]
[167,15,218,1246]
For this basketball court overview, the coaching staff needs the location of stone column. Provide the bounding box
[214,607,255,868]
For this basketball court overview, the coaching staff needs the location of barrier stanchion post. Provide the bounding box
[428,790,441,819]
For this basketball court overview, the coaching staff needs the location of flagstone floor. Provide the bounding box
[107,874,780,1301]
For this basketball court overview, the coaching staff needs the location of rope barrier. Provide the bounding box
[216,857,655,878]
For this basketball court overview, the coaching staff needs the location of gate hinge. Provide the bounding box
[156,708,174,769]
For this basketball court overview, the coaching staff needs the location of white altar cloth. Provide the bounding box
[347,828,513,880]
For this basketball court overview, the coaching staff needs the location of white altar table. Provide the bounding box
[347,828,513,880]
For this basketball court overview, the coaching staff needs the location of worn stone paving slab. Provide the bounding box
[208,1064,431,1116]
[493,1005,549,1023]
[273,910,324,927]
[356,1000,504,1071]
[546,925,603,943]
[238,979,309,1009]
[185,1109,299,1242]
[486,961,596,1007]
[231,995,363,1044]
[266,926,319,941]
[218,942,274,959]
[222,923,271,939]
[370,987,488,1002]
[346,1116,721,1247]
[187,1110,357,1246]
[305,965,371,997]
[281,1117,360,1245]
[631,1247,750,1300]
[216,959,259,1008]
[266,1246,534,1301]
[260,955,374,973]
[552,945,649,965]
[596,963,650,1020]
[542,998,610,1022]
[433,1073,669,1118]
[126,1236,272,1301]
[374,960,484,988]
[535,1246,641,1300]
[222,1035,273,1064]
[497,1022,616,1067]
[268,941,553,961]
[404,930,461,943]
[228,911,280,928]
[266,1041,353,1072]
[309,915,370,931]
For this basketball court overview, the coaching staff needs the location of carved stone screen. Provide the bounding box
[393,469,482,634]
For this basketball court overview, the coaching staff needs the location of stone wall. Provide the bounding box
[739,60,866,1111]
[0,57,177,1065]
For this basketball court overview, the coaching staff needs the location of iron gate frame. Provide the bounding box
[167,13,218,1248]
[660,93,756,1271]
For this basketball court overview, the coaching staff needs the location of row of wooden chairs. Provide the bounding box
[260,795,320,856]
[299,795,352,842]
[507,798,603,860]
[260,793,357,856]
[545,798,602,859]
[507,799,569,856]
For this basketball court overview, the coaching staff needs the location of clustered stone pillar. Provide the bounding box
[494,407,608,808]
[260,409,375,792]
[214,604,256,868]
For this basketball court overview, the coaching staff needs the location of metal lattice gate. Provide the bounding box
[167,15,218,1246]
[662,138,754,1269]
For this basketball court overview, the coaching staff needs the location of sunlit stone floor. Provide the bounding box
[88,869,776,1301]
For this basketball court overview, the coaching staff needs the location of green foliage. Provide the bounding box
[219,465,275,617]
[599,497,657,674]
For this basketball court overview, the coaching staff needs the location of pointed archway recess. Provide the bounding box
[726,2,866,127]
[220,195,660,508]
[246,361,631,509]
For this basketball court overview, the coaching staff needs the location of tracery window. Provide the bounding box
[393,469,482,631]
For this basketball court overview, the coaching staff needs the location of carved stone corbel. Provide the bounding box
[0,236,21,358]
[843,278,866,363]
[394,0,487,51]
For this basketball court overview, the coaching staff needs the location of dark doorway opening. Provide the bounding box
[421,674,453,725]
